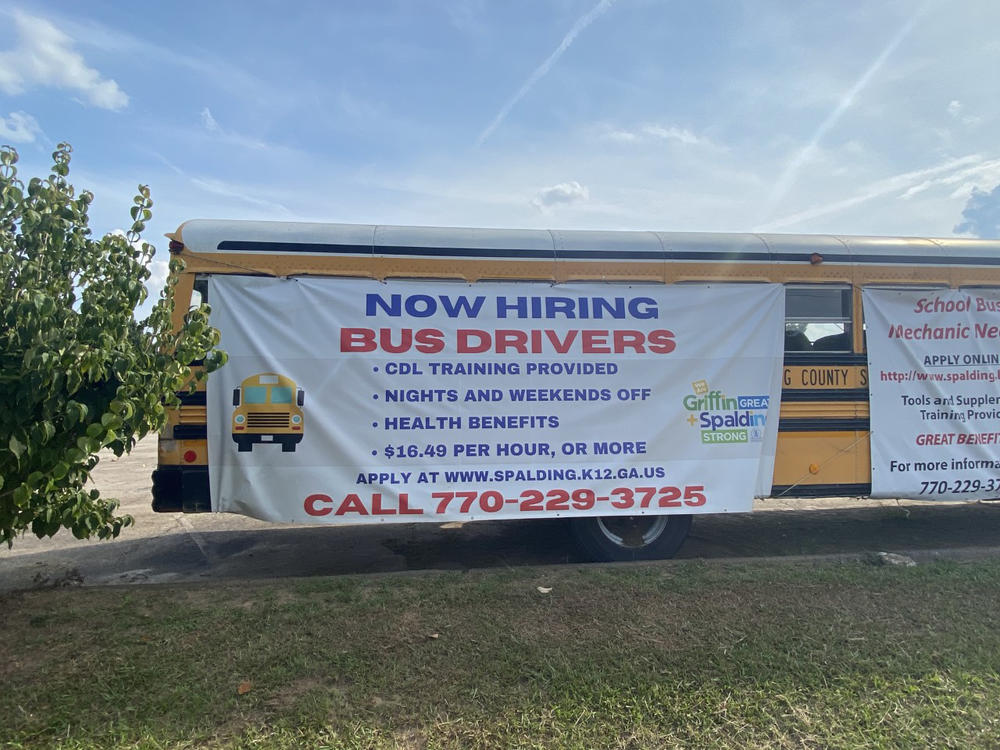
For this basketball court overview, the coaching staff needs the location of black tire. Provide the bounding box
[281,440,296,453]
[570,514,692,562]
[235,437,253,452]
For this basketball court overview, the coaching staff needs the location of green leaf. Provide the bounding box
[12,485,29,506]
[8,434,25,459]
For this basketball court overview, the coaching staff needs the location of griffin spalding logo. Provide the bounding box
[683,380,768,445]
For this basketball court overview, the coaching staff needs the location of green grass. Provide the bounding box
[2,559,1000,748]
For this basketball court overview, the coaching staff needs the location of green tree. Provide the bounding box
[0,143,224,546]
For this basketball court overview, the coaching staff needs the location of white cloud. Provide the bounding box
[946,98,982,126]
[955,184,1000,238]
[937,159,1000,200]
[532,180,589,210]
[641,125,704,145]
[0,111,42,143]
[896,158,1000,202]
[137,152,294,220]
[604,129,639,143]
[146,258,170,290]
[190,175,292,214]
[442,0,487,34]
[603,123,716,147]
[200,107,221,133]
[196,106,271,151]
[35,10,293,116]
[0,11,128,110]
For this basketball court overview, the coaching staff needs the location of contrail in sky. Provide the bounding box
[476,0,617,146]
[762,2,931,221]
[758,154,984,231]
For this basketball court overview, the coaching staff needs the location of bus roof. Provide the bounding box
[172,219,1000,267]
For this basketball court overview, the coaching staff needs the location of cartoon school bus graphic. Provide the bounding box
[232,373,305,452]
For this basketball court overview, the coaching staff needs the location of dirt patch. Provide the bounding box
[264,676,340,713]
[391,728,428,750]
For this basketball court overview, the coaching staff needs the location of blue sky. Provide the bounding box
[2,0,1000,306]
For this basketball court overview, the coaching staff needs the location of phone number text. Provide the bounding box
[303,486,707,517]
[919,478,1000,495]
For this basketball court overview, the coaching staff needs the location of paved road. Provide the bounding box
[2,440,999,591]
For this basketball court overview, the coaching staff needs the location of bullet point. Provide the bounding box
[372,422,378,428]
[373,366,379,372]
[373,394,378,400]
[371,450,377,456]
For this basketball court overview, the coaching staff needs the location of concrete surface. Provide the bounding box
[2,439,999,592]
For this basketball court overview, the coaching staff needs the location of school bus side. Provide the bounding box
[152,220,1000,554]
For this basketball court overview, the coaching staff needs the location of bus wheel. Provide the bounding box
[570,514,692,562]
[281,440,296,453]
[236,437,252,452]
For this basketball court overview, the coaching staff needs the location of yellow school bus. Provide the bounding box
[151,219,1000,560]
[231,372,304,452]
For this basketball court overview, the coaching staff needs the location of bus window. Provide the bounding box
[270,387,294,404]
[243,386,269,404]
[785,286,852,352]
[192,277,208,310]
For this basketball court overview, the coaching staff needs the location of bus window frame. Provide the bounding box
[784,283,853,353]
[192,276,208,309]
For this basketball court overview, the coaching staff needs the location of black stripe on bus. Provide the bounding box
[180,388,874,405]
[173,425,207,440]
[557,249,668,260]
[177,419,869,439]
[176,391,207,406]
[214,240,1000,267]
[778,418,869,432]
[212,242,812,262]
[217,241,556,258]
[849,254,1000,266]
[781,388,869,402]
[784,352,868,366]
[769,483,871,498]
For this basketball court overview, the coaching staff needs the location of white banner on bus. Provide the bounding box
[207,277,784,524]
[864,287,1000,500]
